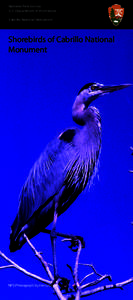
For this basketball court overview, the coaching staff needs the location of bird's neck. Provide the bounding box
[72,96,101,132]
[72,96,86,125]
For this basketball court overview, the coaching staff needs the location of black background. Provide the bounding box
[0,2,132,29]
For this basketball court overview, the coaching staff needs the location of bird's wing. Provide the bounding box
[11,128,78,238]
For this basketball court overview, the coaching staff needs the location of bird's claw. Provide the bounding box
[62,235,85,251]
[76,236,85,248]
[58,277,70,292]
[68,239,79,252]
[68,236,85,252]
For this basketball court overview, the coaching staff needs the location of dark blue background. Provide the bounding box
[0,29,133,299]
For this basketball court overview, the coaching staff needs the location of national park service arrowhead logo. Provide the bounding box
[108,4,124,26]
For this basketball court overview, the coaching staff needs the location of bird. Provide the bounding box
[9,82,131,253]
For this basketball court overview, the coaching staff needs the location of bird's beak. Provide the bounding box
[99,83,132,94]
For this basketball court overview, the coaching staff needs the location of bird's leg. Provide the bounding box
[50,204,58,280]
[43,228,85,250]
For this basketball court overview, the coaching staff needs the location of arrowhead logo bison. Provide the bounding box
[108,4,124,26]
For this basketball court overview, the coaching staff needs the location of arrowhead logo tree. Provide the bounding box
[108,4,124,26]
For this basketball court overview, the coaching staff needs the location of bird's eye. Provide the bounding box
[91,85,97,91]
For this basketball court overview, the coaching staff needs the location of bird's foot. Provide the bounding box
[69,236,85,251]
[51,275,70,292]
[75,235,85,248]
[58,277,70,292]
[62,235,85,251]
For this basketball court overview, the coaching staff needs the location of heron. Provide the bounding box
[9,82,131,275]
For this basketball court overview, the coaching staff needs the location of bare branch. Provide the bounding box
[73,240,82,300]
[0,264,15,269]
[53,280,67,300]
[0,250,51,285]
[74,240,82,285]
[0,248,66,300]
[65,277,133,299]
[75,289,80,300]
[24,234,68,300]
[66,264,75,282]
[81,274,112,290]
[0,233,133,300]
[80,277,133,298]
[78,263,104,278]
[24,234,54,281]
[80,273,94,285]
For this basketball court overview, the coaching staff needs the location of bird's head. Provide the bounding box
[72,82,132,125]
[77,82,132,105]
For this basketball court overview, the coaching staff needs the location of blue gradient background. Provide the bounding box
[0,29,133,299]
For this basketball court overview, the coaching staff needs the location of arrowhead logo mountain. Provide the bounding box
[108,4,124,26]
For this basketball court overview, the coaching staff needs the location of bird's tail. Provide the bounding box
[9,214,22,252]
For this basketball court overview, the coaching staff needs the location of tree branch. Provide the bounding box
[74,240,82,286]
[0,233,133,299]
[0,264,15,270]
[65,277,133,299]
[78,263,112,290]
[23,234,54,281]
[74,240,82,300]
[80,277,133,297]
[80,273,94,285]
[80,274,112,290]
[0,250,51,285]
[23,234,66,300]
[0,247,66,300]
[78,263,104,277]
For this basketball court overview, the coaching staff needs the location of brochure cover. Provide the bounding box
[0,2,133,300]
